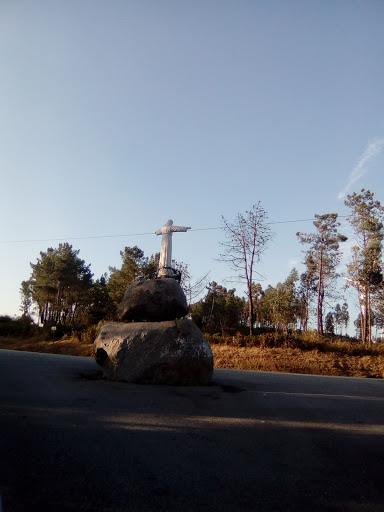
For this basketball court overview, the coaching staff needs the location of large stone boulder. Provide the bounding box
[116,279,188,322]
[94,318,213,385]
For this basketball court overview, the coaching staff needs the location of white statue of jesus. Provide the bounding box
[155,219,191,277]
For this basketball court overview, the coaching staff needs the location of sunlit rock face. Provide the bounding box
[94,319,213,385]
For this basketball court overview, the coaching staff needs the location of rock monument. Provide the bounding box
[94,219,213,385]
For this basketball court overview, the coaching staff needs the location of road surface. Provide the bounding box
[0,349,383,511]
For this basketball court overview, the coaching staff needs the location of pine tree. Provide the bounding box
[297,214,347,334]
[345,189,384,344]
[23,243,93,325]
[261,270,300,332]
[107,247,159,306]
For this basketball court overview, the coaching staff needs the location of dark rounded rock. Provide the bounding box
[95,348,108,366]
[116,278,188,322]
[94,318,213,385]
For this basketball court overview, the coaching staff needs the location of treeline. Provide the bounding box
[191,275,350,336]
[20,245,160,328]
[17,188,384,345]
[218,189,384,344]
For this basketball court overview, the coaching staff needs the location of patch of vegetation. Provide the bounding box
[0,315,35,338]
[0,316,103,344]
[205,331,384,356]
[210,344,384,379]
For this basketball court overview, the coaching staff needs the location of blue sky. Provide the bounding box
[1,1,383,330]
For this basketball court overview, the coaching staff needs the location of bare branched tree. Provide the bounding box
[220,202,273,334]
[174,261,210,306]
[184,272,211,307]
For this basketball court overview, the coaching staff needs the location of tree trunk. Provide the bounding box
[367,291,372,346]
[359,289,368,344]
[317,287,324,334]
[317,251,324,334]
[248,291,254,335]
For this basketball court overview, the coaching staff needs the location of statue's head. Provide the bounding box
[166,219,173,226]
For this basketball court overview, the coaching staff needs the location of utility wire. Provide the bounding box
[269,215,348,225]
[0,216,349,244]
[0,233,155,244]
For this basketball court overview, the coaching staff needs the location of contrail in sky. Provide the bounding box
[338,137,384,199]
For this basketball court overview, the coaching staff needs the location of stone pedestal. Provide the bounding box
[94,279,213,385]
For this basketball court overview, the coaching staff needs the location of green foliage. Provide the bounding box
[190,282,246,333]
[250,283,264,325]
[20,281,32,316]
[23,243,94,326]
[297,257,317,331]
[334,303,349,335]
[374,288,384,338]
[21,244,160,327]
[87,275,115,323]
[261,269,301,332]
[297,213,347,333]
[81,321,106,344]
[325,312,335,334]
[0,315,34,338]
[15,193,382,344]
[107,247,159,306]
[60,323,102,344]
[345,189,384,344]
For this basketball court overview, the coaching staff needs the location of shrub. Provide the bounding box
[81,325,99,344]
[0,315,35,338]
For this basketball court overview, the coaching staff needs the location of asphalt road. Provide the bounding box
[0,349,383,512]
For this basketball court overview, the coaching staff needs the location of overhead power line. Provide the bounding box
[0,216,349,244]
[0,232,155,244]
[270,215,348,225]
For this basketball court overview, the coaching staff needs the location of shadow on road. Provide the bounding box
[1,350,384,511]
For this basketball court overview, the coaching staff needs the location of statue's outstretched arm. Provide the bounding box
[171,226,191,232]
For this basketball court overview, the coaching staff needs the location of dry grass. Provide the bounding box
[211,344,384,379]
[1,336,383,379]
[0,337,94,357]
